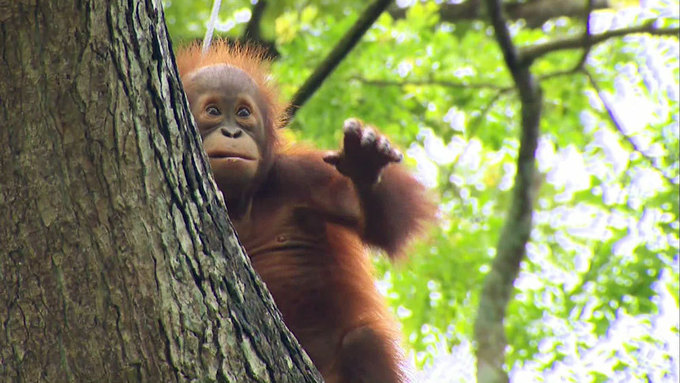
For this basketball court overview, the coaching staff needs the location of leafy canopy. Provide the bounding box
[164,1,679,380]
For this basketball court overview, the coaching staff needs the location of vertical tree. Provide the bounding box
[473,0,541,381]
[0,1,321,381]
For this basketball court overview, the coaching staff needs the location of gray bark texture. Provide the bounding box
[0,1,321,382]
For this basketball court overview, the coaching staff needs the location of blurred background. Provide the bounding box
[163,1,679,381]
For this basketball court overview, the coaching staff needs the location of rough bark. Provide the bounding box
[0,1,321,382]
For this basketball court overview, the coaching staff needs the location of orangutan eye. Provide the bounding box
[236,106,251,118]
[206,105,221,116]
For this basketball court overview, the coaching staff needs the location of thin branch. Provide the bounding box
[583,68,677,185]
[349,76,509,90]
[535,0,595,79]
[242,0,267,42]
[520,21,680,64]
[486,0,522,75]
[351,74,513,138]
[573,0,595,69]
[467,88,514,136]
[285,0,393,121]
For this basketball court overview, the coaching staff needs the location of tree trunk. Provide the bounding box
[0,1,321,382]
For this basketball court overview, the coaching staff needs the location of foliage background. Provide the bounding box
[163,0,679,381]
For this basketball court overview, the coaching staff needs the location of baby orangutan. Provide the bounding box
[177,42,436,383]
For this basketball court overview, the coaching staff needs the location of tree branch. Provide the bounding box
[240,0,280,58]
[505,0,608,27]
[583,69,677,185]
[388,0,610,28]
[474,0,542,382]
[533,0,595,79]
[243,0,267,42]
[468,88,514,135]
[285,0,393,121]
[573,0,595,69]
[520,21,680,64]
[349,76,509,90]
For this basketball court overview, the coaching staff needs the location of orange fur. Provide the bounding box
[176,42,436,383]
[177,41,288,133]
[177,41,290,168]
